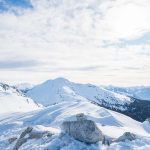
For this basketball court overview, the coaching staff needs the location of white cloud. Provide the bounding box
[0,0,150,85]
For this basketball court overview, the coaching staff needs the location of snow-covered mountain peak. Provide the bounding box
[26,78,132,109]
[53,77,70,82]
[44,77,71,86]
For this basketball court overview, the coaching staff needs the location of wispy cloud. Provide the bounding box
[44,65,102,72]
[0,59,41,69]
[0,0,150,85]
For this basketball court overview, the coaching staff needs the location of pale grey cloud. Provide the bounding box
[0,59,41,69]
[0,0,150,85]
[46,65,102,72]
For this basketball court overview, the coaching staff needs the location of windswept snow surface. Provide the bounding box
[0,99,149,150]
[0,83,40,114]
[27,78,131,110]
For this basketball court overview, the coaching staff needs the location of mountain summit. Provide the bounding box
[26,77,131,107]
[26,78,150,122]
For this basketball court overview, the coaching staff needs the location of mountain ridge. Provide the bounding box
[0,83,41,114]
[26,77,150,122]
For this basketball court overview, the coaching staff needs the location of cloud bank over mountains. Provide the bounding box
[0,0,150,85]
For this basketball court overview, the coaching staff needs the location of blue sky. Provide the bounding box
[0,0,32,8]
[0,0,150,86]
[0,0,32,13]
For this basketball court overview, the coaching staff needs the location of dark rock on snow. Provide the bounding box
[8,137,17,144]
[114,132,137,142]
[13,126,53,150]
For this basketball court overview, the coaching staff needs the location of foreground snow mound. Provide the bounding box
[26,77,131,110]
[61,113,103,144]
[0,100,149,150]
[0,83,40,114]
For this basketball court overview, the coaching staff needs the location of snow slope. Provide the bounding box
[0,83,40,114]
[26,78,131,110]
[0,99,149,150]
[105,86,150,101]
[0,79,149,149]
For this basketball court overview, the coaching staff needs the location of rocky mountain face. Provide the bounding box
[93,97,150,122]
[122,98,150,122]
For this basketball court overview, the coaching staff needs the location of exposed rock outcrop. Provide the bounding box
[61,113,103,144]
[102,136,111,146]
[13,126,53,150]
[8,137,17,144]
[114,132,136,142]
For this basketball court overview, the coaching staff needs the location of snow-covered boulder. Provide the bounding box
[114,132,136,142]
[143,118,150,133]
[14,126,53,150]
[146,118,150,123]
[61,114,103,144]
[76,113,87,121]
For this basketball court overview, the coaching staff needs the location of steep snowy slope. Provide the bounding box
[105,86,150,101]
[26,78,131,109]
[0,99,149,150]
[0,83,40,114]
